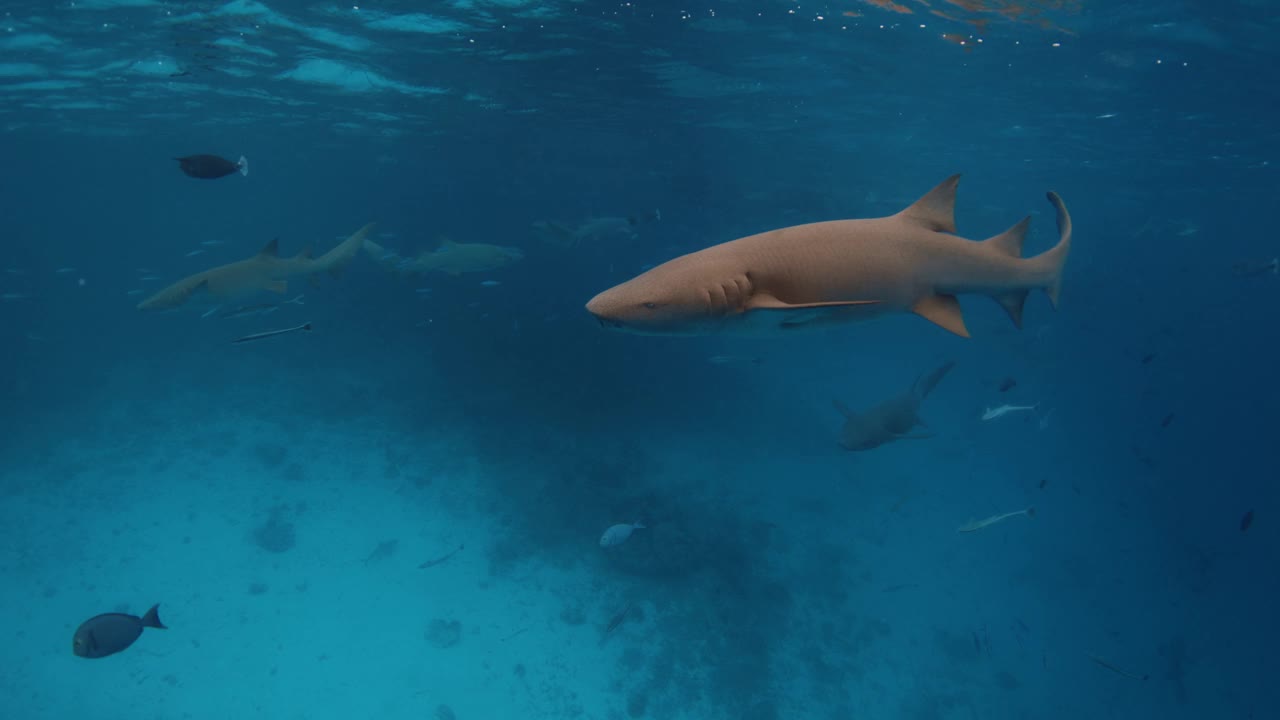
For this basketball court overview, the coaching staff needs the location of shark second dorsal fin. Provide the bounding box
[897,174,959,233]
[258,237,280,258]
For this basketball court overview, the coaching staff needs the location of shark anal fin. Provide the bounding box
[265,280,288,294]
[913,294,969,337]
[994,290,1030,328]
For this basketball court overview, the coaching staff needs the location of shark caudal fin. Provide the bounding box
[1037,191,1072,309]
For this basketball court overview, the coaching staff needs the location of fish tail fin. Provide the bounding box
[141,604,166,630]
[302,322,313,332]
[983,217,1032,327]
[238,155,249,177]
[1025,506,1036,518]
[1027,191,1072,309]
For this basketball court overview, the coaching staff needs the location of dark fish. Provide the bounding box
[232,322,312,344]
[1160,412,1174,428]
[72,604,166,658]
[998,376,1017,392]
[1140,353,1156,365]
[1241,510,1254,532]
[363,539,399,565]
[419,543,464,569]
[175,154,248,179]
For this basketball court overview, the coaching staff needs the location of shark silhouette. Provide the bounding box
[585,175,1071,337]
[834,361,955,451]
[138,223,375,311]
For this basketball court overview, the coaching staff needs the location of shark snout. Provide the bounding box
[585,295,624,330]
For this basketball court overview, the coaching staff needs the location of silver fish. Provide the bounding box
[599,521,645,548]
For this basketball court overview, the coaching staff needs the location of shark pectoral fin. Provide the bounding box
[748,296,882,328]
[913,294,969,337]
[833,399,855,419]
[898,433,934,441]
[265,280,288,294]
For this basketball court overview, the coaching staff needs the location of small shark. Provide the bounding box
[834,361,955,451]
[138,223,375,311]
[585,175,1071,337]
[981,403,1038,421]
[363,237,524,276]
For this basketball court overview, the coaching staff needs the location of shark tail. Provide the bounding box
[1035,191,1072,309]
[981,192,1072,326]
[237,155,249,177]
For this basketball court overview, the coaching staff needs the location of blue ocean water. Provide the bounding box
[2,0,1276,718]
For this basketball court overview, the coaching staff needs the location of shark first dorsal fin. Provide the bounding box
[897,174,960,233]
[258,238,280,258]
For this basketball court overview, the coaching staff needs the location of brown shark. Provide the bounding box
[585,175,1071,337]
[138,223,375,311]
[835,361,955,451]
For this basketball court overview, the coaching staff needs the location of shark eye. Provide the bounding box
[643,302,658,309]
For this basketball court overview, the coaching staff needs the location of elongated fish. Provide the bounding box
[232,322,311,344]
[957,507,1035,533]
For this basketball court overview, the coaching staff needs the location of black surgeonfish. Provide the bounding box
[72,604,166,658]
[175,154,248,179]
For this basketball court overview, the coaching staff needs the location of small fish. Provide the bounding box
[419,543,465,569]
[707,354,762,366]
[219,295,302,320]
[139,275,160,282]
[363,539,399,566]
[480,280,502,287]
[998,376,1017,392]
[1232,257,1279,277]
[175,153,248,179]
[601,601,635,641]
[1,293,28,301]
[72,604,166,659]
[1095,113,1118,119]
[1241,510,1254,532]
[1140,352,1157,365]
[1088,653,1148,681]
[185,249,206,257]
[4,268,26,275]
[232,322,312,344]
[55,267,77,274]
[200,240,225,247]
[958,507,1035,533]
[982,403,1038,420]
[1160,412,1174,428]
[1038,477,1048,490]
[599,521,646,548]
[126,289,145,296]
